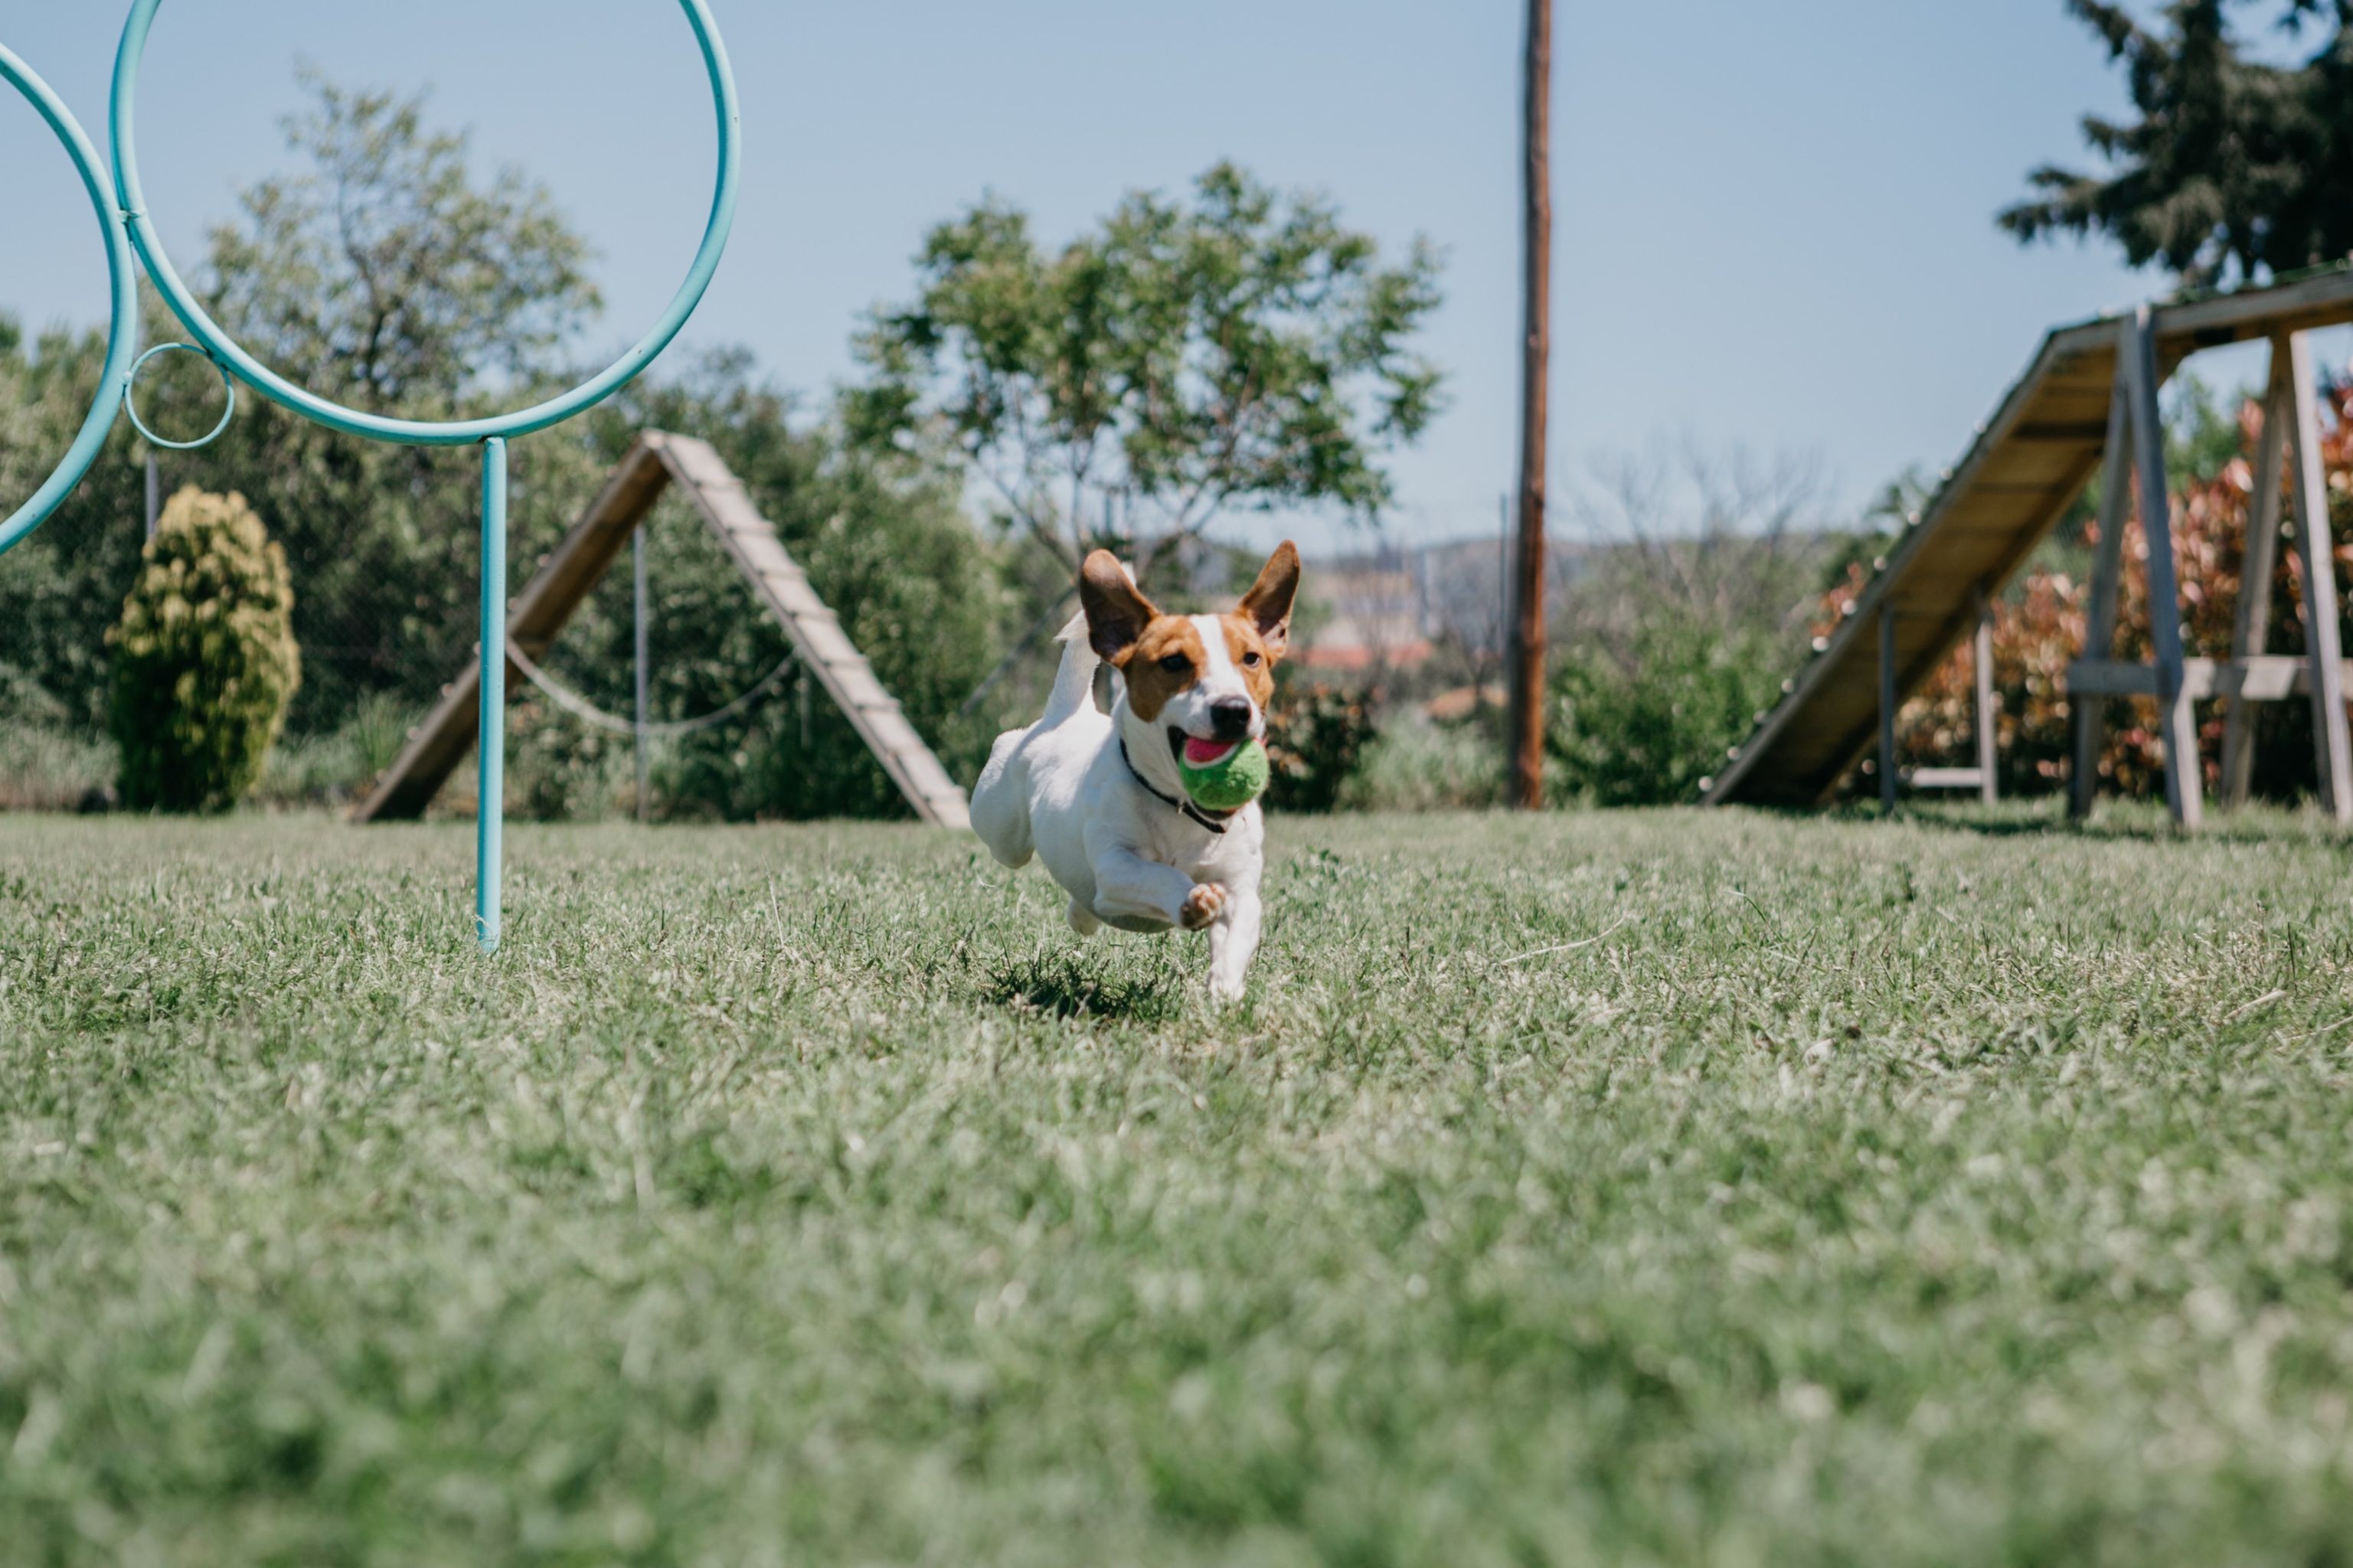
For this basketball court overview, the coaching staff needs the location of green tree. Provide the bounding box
[844,162,1443,582]
[0,318,148,732]
[191,70,605,729]
[208,65,601,410]
[2002,0,2353,288]
[541,353,1008,822]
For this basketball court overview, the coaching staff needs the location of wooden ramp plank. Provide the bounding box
[653,436,971,829]
[354,432,970,830]
[1705,266,2353,808]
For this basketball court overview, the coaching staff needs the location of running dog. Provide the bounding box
[969,543,1301,1001]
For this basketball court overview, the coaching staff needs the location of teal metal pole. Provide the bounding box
[477,438,508,953]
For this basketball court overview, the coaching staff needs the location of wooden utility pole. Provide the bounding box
[1508,0,1552,808]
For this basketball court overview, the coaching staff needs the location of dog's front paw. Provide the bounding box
[1180,882,1227,930]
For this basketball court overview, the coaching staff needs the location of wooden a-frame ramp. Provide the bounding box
[354,432,971,828]
[1705,266,2353,828]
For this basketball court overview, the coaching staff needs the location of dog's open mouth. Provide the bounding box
[1169,728,1240,770]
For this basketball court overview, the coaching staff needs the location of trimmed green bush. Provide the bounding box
[1345,713,1507,812]
[109,486,301,812]
[1549,613,1788,808]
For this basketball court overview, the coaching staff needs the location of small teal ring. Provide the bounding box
[123,341,235,450]
[107,0,741,448]
[0,42,140,558]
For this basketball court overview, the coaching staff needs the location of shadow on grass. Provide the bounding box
[985,952,1185,1022]
[1884,810,2071,841]
[1755,802,2089,840]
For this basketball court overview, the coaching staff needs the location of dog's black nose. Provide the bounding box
[1210,697,1254,740]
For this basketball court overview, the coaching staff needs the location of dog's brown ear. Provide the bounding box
[1239,541,1302,659]
[1080,550,1159,666]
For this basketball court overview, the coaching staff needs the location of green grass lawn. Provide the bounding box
[6,805,2353,1566]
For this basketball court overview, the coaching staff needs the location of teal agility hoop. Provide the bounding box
[3,4,739,955]
[108,0,743,447]
[124,341,235,451]
[97,0,743,954]
[0,42,140,557]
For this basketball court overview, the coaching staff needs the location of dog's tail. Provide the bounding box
[1041,609,1100,725]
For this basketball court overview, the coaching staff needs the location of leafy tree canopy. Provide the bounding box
[844,162,1443,576]
[206,65,601,412]
[2003,0,2353,288]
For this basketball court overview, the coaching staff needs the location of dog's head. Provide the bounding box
[1079,542,1302,769]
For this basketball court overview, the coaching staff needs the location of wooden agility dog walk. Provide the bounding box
[1704,266,2353,828]
[355,432,971,829]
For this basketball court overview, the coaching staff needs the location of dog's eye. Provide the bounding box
[1243,651,1262,667]
[1159,653,1191,675]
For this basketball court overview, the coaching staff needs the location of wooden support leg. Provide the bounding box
[2286,332,2353,823]
[1879,603,1898,815]
[2123,305,2202,830]
[2220,339,2293,807]
[1973,589,1997,805]
[2072,378,2134,819]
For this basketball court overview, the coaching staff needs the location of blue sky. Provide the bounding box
[0,2,2293,552]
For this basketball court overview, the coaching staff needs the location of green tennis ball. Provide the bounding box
[1179,737,1271,811]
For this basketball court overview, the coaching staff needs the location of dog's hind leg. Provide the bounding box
[1066,893,1102,937]
[968,730,1034,868]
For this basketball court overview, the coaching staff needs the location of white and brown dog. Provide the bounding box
[970,543,1301,1001]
